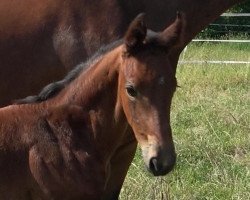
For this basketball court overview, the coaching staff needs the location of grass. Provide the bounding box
[120,42,250,200]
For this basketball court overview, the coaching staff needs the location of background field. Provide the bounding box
[119,42,250,200]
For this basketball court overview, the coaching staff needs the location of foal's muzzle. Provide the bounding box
[142,145,176,176]
[148,154,176,176]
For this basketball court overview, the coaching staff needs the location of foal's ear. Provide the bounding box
[124,13,147,55]
[160,12,185,50]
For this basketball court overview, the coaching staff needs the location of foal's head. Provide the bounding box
[119,13,184,176]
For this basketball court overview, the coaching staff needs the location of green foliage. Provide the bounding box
[228,1,250,12]
[197,1,250,39]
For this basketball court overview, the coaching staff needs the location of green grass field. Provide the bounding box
[120,42,250,200]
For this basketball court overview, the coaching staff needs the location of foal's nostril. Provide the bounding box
[148,155,176,176]
[149,157,157,171]
[149,157,162,173]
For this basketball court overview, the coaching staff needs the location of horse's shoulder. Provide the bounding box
[29,105,104,196]
[28,104,91,171]
[44,104,92,148]
[46,104,90,129]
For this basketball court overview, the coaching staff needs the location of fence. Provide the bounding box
[179,13,250,65]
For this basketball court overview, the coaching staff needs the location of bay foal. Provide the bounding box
[0,13,184,199]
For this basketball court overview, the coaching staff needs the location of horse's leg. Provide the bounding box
[103,128,137,200]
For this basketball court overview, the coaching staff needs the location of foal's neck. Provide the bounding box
[46,45,129,159]
[55,46,122,108]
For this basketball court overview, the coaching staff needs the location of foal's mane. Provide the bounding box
[14,40,123,104]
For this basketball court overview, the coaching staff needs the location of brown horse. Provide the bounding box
[0,0,243,107]
[0,13,183,199]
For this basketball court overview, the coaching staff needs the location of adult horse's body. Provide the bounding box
[0,0,243,107]
[0,14,182,199]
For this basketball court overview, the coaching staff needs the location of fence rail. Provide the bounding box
[179,13,250,65]
[221,13,250,17]
[179,61,250,65]
[210,23,250,28]
[192,39,250,43]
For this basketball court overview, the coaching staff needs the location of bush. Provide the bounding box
[197,1,250,39]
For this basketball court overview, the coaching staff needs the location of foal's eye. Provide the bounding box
[126,85,138,98]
